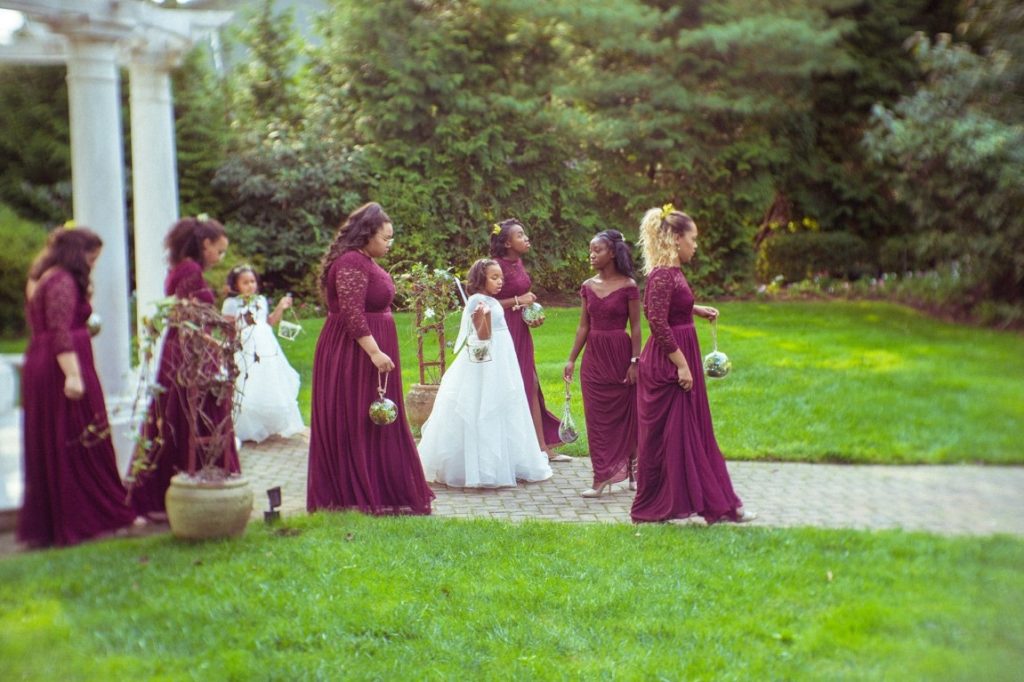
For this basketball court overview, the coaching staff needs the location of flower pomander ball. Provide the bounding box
[703,350,731,378]
[369,395,398,425]
[522,302,546,328]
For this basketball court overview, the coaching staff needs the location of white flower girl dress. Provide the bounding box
[222,295,305,443]
[418,293,552,487]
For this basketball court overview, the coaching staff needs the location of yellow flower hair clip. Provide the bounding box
[196,212,210,223]
[659,203,676,220]
[491,223,502,236]
[62,219,76,229]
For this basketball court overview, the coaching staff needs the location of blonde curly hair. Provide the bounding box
[637,207,696,275]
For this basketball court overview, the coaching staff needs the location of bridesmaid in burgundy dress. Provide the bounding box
[18,227,137,547]
[630,206,756,524]
[307,202,433,515]
[490,219,570,463]
[563,230,641,497]
[129,216,239,520]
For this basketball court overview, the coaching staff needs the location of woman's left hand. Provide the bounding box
[623,364,638,385]
[64,374,85,400]
[695,305,719,322]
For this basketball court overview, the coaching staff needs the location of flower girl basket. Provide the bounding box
[277,304,303,342]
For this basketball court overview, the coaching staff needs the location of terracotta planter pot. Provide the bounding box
[405,383,439,429]
[165,473,253,540]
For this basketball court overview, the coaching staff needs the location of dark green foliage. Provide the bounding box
[211,130,369,297]
[0,206,47,336]
[172,47,233,219]
[310,0,599,293]
[557,0,852,294]
[864,32,1024,311]
[226,0,306,133]
[755,231,871,284]
[0,66,71,223]
[775,0,960,243]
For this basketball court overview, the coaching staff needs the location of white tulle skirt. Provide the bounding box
[234,322,305,443]
[418,328,552,488]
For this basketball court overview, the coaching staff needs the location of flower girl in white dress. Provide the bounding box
[419,259,552,487]
[222,265,305,443]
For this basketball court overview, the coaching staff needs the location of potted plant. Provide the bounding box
[391,263,462,429]
[130,296,253,540]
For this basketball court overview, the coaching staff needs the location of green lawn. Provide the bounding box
[4,299,1020,463]
[1,514,1021,680]
[0,337,25,354]
[281,300,1024,465]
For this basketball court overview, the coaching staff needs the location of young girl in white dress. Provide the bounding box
[221,265,305,443]
[418,259,553,488]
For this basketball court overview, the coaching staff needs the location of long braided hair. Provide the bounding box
[593,229,636,279]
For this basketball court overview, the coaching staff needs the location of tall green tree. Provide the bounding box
[0,66,70,223]
[772,0,960,244]
[226,0,306,134]
[864,31,1024,311]
[557,0,851,292]
[173,46,233,218]
[310,0,598,291]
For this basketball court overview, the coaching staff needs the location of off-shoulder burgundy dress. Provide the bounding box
[307,251,433,515]
[579,283,638,487]
[18,269,135,547]
[630,267,742,523]
[129,259,240,517]
[495,257,563,447]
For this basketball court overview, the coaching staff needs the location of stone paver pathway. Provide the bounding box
[3,430,1020,556]
[241,431,1024,537]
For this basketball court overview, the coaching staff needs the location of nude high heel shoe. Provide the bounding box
[580,480,613,498]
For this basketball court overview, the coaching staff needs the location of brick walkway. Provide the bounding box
[241,431,1024,537]
[2,431,1020,557]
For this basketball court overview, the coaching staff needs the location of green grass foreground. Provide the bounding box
[0,514,1021,680]
[282,300,1024,465]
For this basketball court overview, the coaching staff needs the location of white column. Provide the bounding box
[129,56,179,330]
[65,38,132,400]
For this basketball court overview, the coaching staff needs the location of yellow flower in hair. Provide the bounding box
[492,223,502,235]
[63,219,77,229]
[660,203,676,220]
[196,212,210,223]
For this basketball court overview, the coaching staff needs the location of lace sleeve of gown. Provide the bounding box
[645,269,680,355]
[173,260,214,304]
[335,260,372,339]
[42,270,78,355]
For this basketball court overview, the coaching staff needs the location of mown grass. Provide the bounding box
[0,513,1021,680]
[0,337,25,354]
[280,300,1024,465]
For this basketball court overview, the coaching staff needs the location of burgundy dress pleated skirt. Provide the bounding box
[496,257,563,447]
[18,270,135,547]
[129,259,240,517]
[579,285,638,486]
[630,267,742,524]
[307,251,433,515]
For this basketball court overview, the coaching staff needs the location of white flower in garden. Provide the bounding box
[424,307,435,319]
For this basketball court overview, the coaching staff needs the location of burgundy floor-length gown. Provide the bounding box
[630,267,743,524]
[580,284,638,486]
[129,258,240,517]
[18,269,136,547]
[495,257,563,447]
[307,250,433,515]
